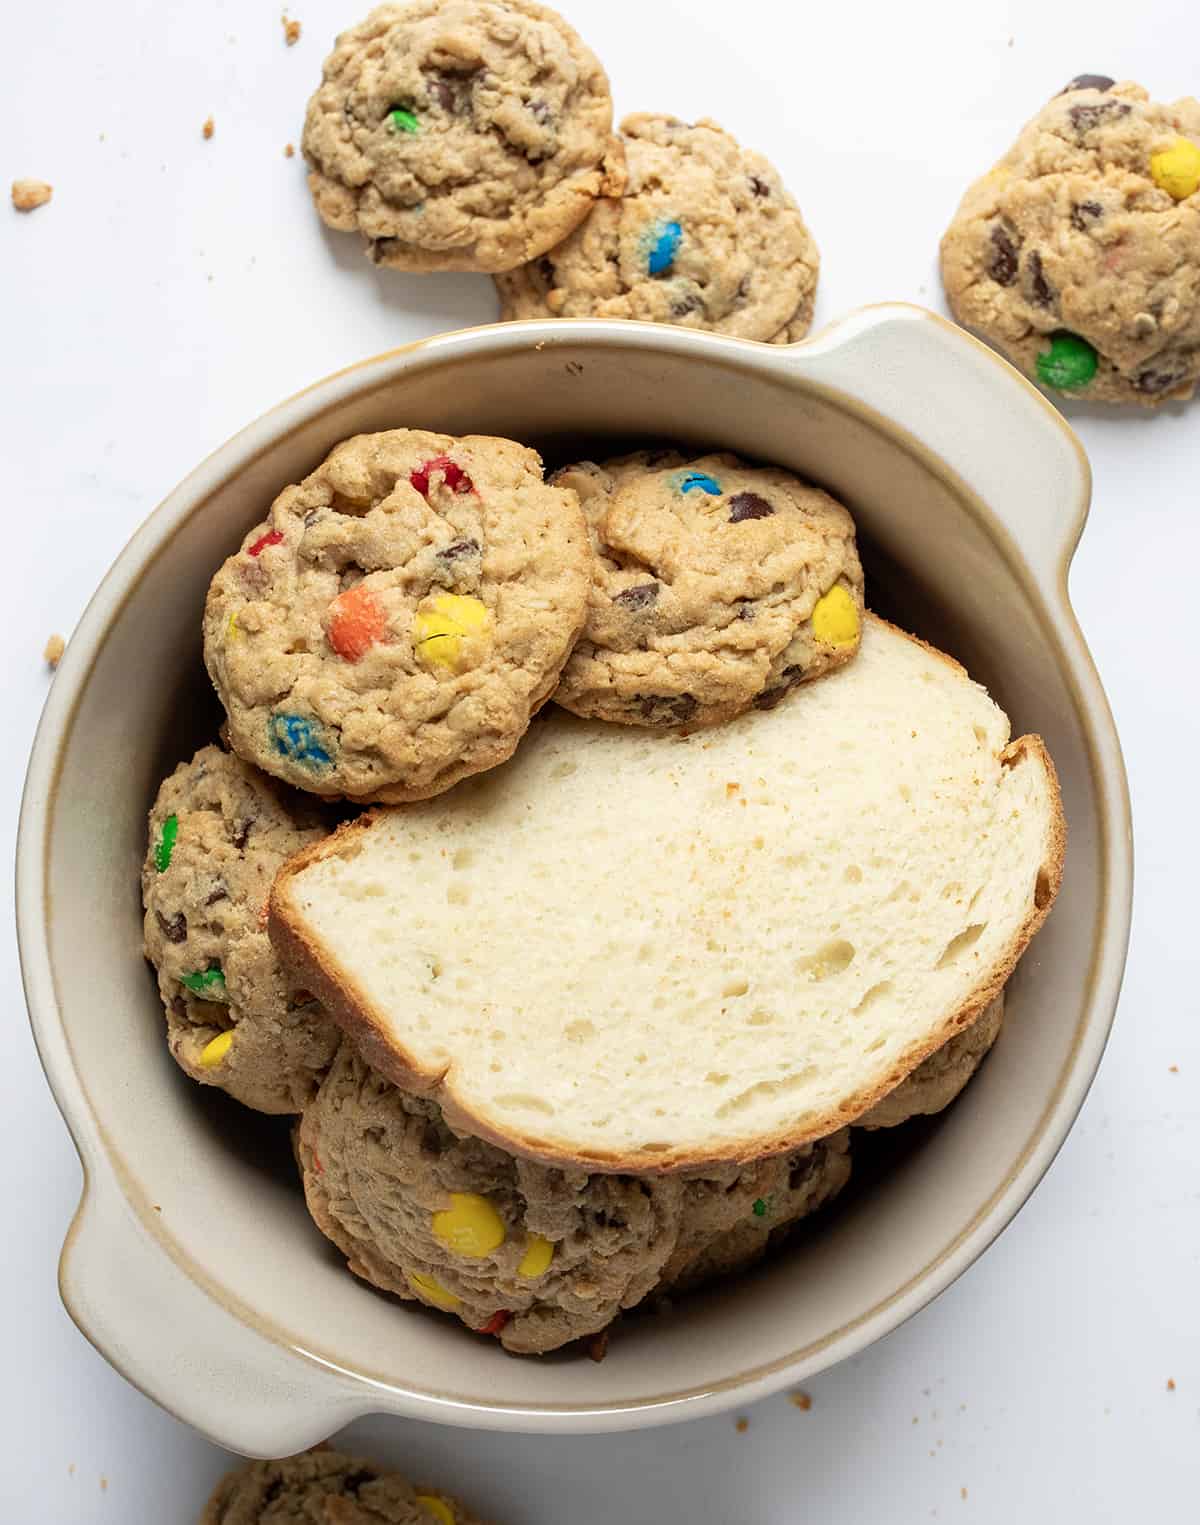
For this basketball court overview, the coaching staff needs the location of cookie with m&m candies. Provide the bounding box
[496,113,820,342]
[551,449,863,728]
[203,429,590,803]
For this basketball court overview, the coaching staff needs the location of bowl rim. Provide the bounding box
[17,306,1133,1435]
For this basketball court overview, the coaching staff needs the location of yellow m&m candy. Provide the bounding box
[1150,136,1200,201]
[406,1270,461,1310]
[431,1192,506,1257]
[415,1498,456,1525]
[412,594,491,674]
[197,1030,234,1069]
[812,584,860,648]
[517,1234,555,1279]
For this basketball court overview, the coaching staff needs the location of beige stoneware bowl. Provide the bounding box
[17,307,1131,1456]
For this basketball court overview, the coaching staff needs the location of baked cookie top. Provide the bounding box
[296,1043,850,1355]
[199,1446,486,1525]
[203,430,590,803]
[551,450,864,727]
[495,113,820,341]
[301,0,622,272]
[940,77,1200,405]
[142,745,340,1114]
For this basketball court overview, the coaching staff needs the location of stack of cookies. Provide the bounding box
[144,423,1063,1356]
[300,0,822,346]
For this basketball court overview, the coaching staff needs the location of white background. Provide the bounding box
[3,0,1198,1519]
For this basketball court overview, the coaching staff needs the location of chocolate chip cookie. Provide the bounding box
[550,450,864,728]
[296,1044,851,1354]
[302,0,623,272]
[203,430,590,803]
[941,77,1200,404]
[143,746,340,1114]
[199,1447,488,1525]
[495,113,820,341]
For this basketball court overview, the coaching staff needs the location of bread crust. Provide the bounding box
[269,626,1067,1175]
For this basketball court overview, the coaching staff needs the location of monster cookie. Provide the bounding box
[941,77,1200,404]
[495,113,820,341]
[857,995,1004,1130]
[199,1447,488,1525]
[204,430,590,803]
[143,746,340,1114]
[550,450,863,727]
[296,1044,851,1354]
[302,0,623,272]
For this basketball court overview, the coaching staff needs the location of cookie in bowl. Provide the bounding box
[203,429,590,803]
[551,449,863,727]
[295,1044,851,1355]
[142,745,340,1114]
[941,76,1200,404]
[302,0,623,272]
[496,113,820,341]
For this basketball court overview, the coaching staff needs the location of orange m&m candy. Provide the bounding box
[328,583,388,662]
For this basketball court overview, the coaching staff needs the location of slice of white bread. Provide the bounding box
[270,615,1064,1172]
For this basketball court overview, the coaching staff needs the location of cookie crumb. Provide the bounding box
[100,1477,108,1493]
[68,1464,75,1477]
[735,1417,749,1433]
[282,12,301,45]
[202,117,215,141]
[587,1330,609,1362]
[1167,1377,1176,1391]
[788,1391,812,1411]
[912,1416,919,1425]
[1169,1064,1179,1073]
[284,143,295,158]
[43,632,65,667]
[12,178,53,212]
[961,1487,968,1500]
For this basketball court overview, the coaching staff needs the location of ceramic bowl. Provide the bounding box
[17,306,1131,1456]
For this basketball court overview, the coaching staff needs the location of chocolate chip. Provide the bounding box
[1026,250,1055,308]
[1060,74,1115,94]
[1134,354,1191,394]
[986,223,1020,286]
[614,582,660,611]
[156,910,187,944]
[637,693,697,723]
[727,492,774,522]
[536,256,555,286]
[670,292,703,318]
[439,538,479,560]
[428,77,456,111]
[754,664,805,710]
[1070,199,1104,231]
[1069,100,1130,134]
[170,995,188,1018]
[232,819,253,850]
[342,1470,378,1495]
[204,885,229,906]
[749,175,771,198]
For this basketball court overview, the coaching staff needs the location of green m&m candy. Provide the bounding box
[388,106,419,134]
[1036,331,1098,391]
[180,966,229,1002]
[153,813,178,873]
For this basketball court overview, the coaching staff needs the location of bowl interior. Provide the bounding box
[38,330,1106,1418]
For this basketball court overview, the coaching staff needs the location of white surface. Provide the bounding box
[1,0,1195,1518]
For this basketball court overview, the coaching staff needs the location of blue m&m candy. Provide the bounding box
[670,469,722,496]
[268,713,333,770]
[646,219,682,276]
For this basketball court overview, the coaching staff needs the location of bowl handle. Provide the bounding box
[775,303,1093,585]
[59,1158,369,1456]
